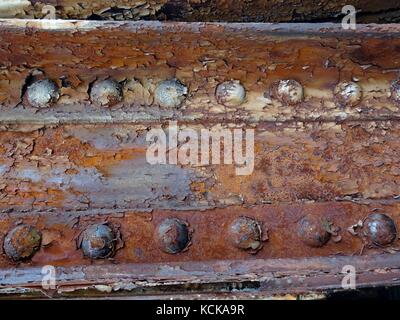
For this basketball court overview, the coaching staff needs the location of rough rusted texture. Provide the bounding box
[228,217,265,253]
[0,0,165,20]
[0,122,399,211]
[363,213,398,247]
[154,79,188,108]
[334,81,363,108]
[0,202,398,269]
[1,22,400,124]
[78,224,118,259]
[156,218,191,254]
[90,79,123,107]
[268,79,304,106]
[297,215,331,248]
[215,80,246,107]
[25,78,60,108]
[0,21,400,296]
[3,225,42,262]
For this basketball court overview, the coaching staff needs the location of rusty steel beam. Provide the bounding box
[1,22,400,124]
[0,20,400,297]
[0,202,398,268]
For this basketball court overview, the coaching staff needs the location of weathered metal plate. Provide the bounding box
[1,22,400,124]
[0,122,399,210]
[0,20,399,298]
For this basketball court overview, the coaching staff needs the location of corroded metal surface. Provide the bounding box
[0,202,398,268]
[1,22,400,124]
[0,21,399,297]
[0,122,399,210]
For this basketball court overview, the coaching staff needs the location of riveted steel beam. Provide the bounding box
[0,202,398,268]
[1,22,400,124]
[0,20,400,297]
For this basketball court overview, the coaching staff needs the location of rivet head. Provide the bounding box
[274,79,304,105]
[215,80,246,107]
[154,79,188,108]
[26,79,60,108]
[334,81,362,107]
[298,215,330,248]
[80,224,116,259]
[3,225,42,262]
[90,79,123,107]
[156,218,190,254]
[363,213,397,246]
[390,79,400,102]
[228,217,263,253]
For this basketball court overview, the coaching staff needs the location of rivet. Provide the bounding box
[363,213,397,246]
[272,79,304,105]
[3,225,42,262]
[334,81,362,107]
[156,218,190,254]
[215,80,246,107]
[80,224,116,259]
[228,217,263,253]
[390,79,400,102]
[26,79,60,108]
[154,79,188,108]
[90,79,123,107]
[298,215,330,248]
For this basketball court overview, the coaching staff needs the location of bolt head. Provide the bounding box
[334,81,362,107]
[80,224,116,259]
[391,79,400,102]
[26,79,60,108]
[298,215,330,248]
[363,213,397,246]
[154,79,188,108]
[215,80,246,107]
[274,79,304,105]
[228,217,263,253]
[3,225,42,262]
[90,79,123,107]
[156,218,190,254]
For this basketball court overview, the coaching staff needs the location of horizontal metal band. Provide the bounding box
[0,122,399,211]
[0,201,398,268]
[1,250,400,296]
[0,22,400,124]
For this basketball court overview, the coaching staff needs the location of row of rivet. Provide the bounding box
[23,77,400,109]
[2,213,397,262]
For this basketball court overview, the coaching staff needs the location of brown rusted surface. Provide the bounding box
[297,215,331,248]
[1,22,400,123]
[0,21,400,296]
[3,225,42,262]
[363,213,398,246]
[0,202,398,269]
[0,122,399,210]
